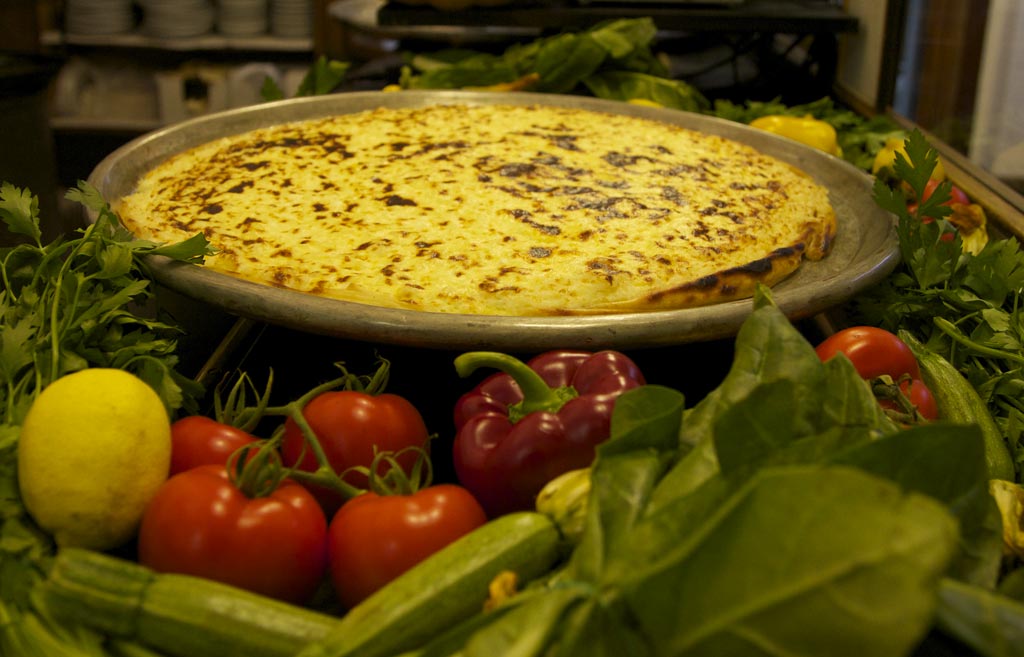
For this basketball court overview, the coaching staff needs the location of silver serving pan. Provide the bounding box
[88,90,899,351]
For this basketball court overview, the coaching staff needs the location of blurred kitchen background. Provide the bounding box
[1,0,1021,244]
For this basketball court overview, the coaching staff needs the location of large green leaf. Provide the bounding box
[617,465,958,657]
[583,71,709,112]
[936,578,1024,657]
[568,385,683,582]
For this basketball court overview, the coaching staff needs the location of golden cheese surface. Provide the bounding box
[116,103,837,316]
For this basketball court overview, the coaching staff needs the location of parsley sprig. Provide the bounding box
[849,130,1024,476]
[1,181,213,435]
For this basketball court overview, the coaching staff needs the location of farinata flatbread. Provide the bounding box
[115,103,837,316]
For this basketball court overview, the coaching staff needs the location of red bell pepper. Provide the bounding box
[452,349,645,517]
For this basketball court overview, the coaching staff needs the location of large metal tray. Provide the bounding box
[88,90,899,351]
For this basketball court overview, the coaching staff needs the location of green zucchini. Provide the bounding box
[535,467,591,546]
[298,511,562,657]
[900,331,1016,481]
[37,548,337,657]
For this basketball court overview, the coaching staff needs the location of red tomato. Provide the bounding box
[815,326,921,381]
[879,378,940,421]
[327,485,487,608]
[920,178,971,207]
[912,180,971,236]
[138,464,328,604]
[280,391,431,514]
[169,416,259,475]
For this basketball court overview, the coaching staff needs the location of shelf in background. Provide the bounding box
[50,115,162,134]
[41,30,313,53]
[374,0,859,34]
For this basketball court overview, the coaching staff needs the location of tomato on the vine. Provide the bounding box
[816,327,940,422]
[169,416,259,475]
[137,464,328,605]
[879,378,939,421]
[327,484,487,608]
[280,391,431,514]
[815,326,921,381]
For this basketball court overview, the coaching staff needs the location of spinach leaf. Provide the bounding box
[568,385,683,582]
[648,288,831,509]
[679,289,826,449]
[935,578,1024,657]
[587,17,658,60]
[462,586,588,657]
[833,425,1002,587]
[396,17,707,105]
[401,53,521,90]
[615,465,958,657]
[530,33,608,94]
[583,71,710,112]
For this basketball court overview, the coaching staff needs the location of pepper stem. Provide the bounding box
[454,351,578,423]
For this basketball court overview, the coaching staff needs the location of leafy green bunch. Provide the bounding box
[0,181,213,435]
[0,181,213,655]
[398,18,711,114]
[849,131,1024,476]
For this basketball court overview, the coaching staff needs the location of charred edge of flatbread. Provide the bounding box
[783,164,838,261]
[804,205,838,261]
[561,216,837,316]
[562,247,802,315]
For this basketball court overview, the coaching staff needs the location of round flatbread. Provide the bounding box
[115,102,837,316]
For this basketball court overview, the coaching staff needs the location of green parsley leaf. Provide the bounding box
[893,129,940,203]
[147,232,216,262]
[0,182,41,245]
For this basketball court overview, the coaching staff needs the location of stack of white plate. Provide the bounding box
[65,0,135,35]
[270,0,312,38]
[218,0,268,36]
[140,0,215,39]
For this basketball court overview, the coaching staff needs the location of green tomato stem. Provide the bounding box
[454,351,577,423]
[360,445,433,496]
[281,400,363,500]
[230,442,288,499]
[286,465,363,498]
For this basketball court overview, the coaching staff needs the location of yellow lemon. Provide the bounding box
[18,368,172,550]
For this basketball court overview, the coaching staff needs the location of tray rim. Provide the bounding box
[88,89,900,350]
